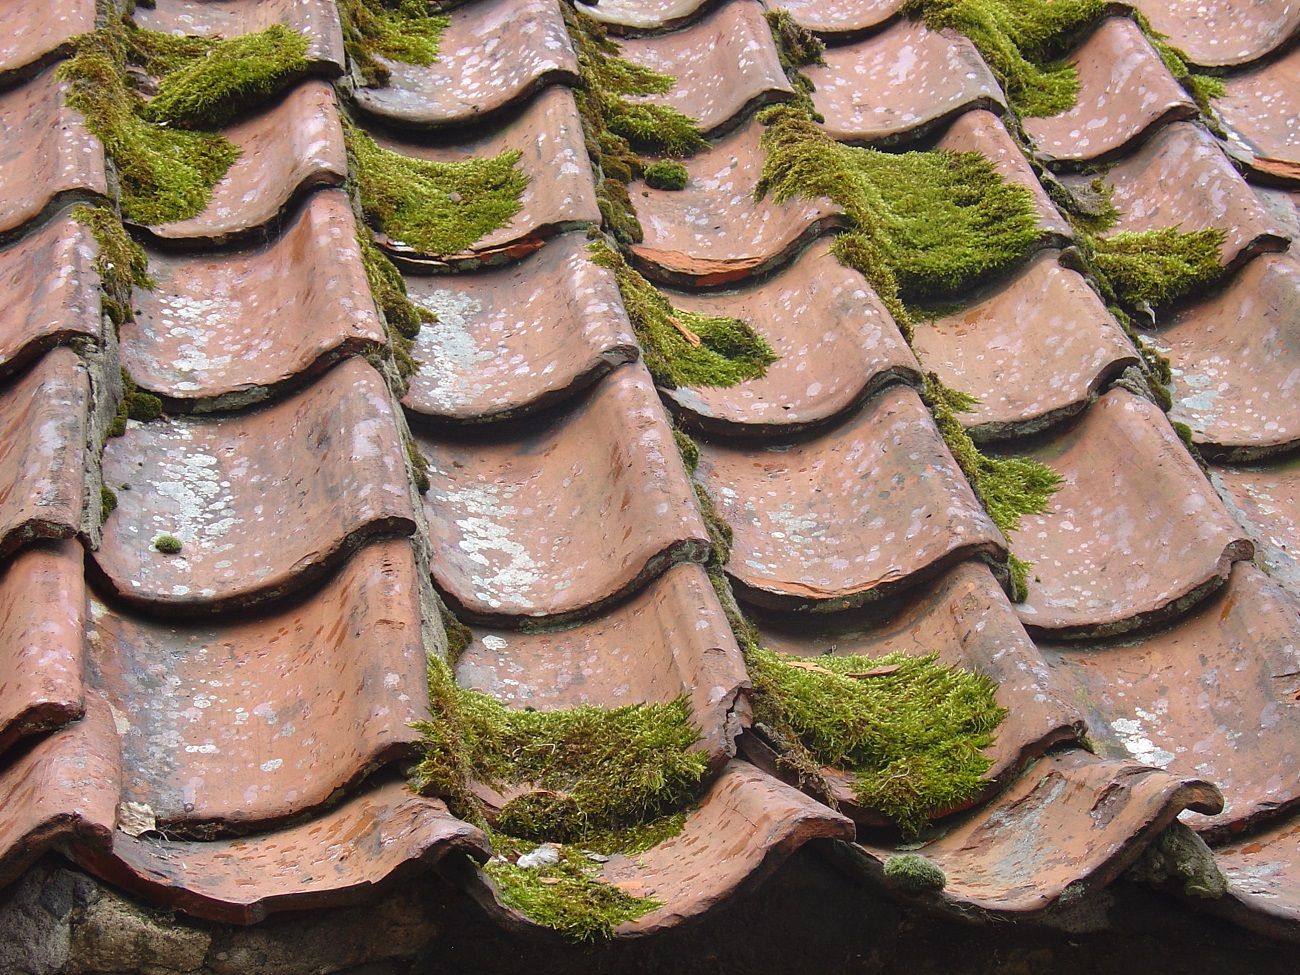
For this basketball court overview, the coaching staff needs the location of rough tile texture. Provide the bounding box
[584,0,714,30]
[1216,815,1300,937]
[777,0,906,36]
[1128,0,1300,67]
[1213,456,1300,598]
[1219,46,1300,176]
[0,0,95,79]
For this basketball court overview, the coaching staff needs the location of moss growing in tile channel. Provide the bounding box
[357,233,430,383]
[883,853,947,893]
[1084,226,1225,311]
[347,123,527,257]
[71,205,153,330]
[642,160,688,191]
[109,369,165,437]
[339,0,450,87]
[589,241,776,389]
[765,8,825,119]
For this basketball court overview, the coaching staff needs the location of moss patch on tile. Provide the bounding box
[1085,226,1225,310]
[765,8,825,119]
[589,241,775,389]
[357,233,431,382]
[347,123,527,257]
[108,368,165,437]
[71,204,153,330]
[884,853,947,893]
[339,0,450,87]
[643,160,688,191]
[152,534,183,554]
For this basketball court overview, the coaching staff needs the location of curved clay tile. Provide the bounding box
[95,780,488,925]
[1163,255,1300,457]
[134,0,345,76]
[912,251,1138,439]
[417,364,710,621]
[1218,46,1300,180]
[629,119,844,285]
[126,191,384,410]
[805,19,1005,145]
[584,0,715,31]
[456,563,749,770]
[1215,814,1300,939]
[695,385,1005,612]
[371,86,600,263]
[149,81,347,244]
[0,0,95,80]
[1008,389,1253,637]
[352,0,578,128]
[775,0,905,36]
[1040,562,1300,837]
[0,347,89,559]
[0,209,101,379]
[662,238,921,435]
[94,357,416,615]
[1023,17,1196,166]
[855,750,1222,914]
[1212,458,1300,597]
[89,540,428,833]
[756,560,1082,808]
[616,1,793,135]
[401,233,638,423]
[934,109,1072,240]
[0,67,107,239]
[0,541,85,757]
[0,690,119,891]
[1078,121,1290,270]
[1128,0,1300,68]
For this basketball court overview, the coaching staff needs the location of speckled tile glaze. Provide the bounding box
[135,0,345,76]
[1213,455,1300,598]
[1008,389,1253,637]
[662,238,920,435]
[776,0,905,36]
[0,0,95,79]
[1128,0,1300,68]
[352,0,578,127]
[0,209,101,378]
[95,357,416,614]
[1161,255,1300,456]
[0,348,89,559]
[127,191,384,407]
[913,251,1137,438]
[98,780,488,925]
[1215,812,1300,938]
[1041,563,1300,837]
[457,562,748,768]
[0,541,85,757]
[1023,17,1196,166]
[0,67,107,238]
[807,19,1005,145]
[630,119,845,284]
[401,233,637,423]
[416,363,710,621]
[855,750,1222,914]
[696,385,1005,612]
[370,86,600,259]
[616,1,792,134]
[89,540,428,831]
[1219,46,1300,178]
[151,81,347,243]
[584,0,715,31]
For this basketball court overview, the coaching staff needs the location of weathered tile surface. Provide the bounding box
[0,0,95,79]
[1219,46,1300,178]
[1128,0,1300,67]
[1216,813,1300,937]
[1213,456,1300,598]
[776,0,906,35]
[584,0,714,30]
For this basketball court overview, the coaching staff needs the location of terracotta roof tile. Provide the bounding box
[1023,17,1196,166]
[0,208,101,379]
[149,80,347,243]
[0,66,107,239]
[1127,0,1300,68]
[370,85,600,262]
[1215,813,1300,938]
[0,0,95,80]
[402,232,638,423]
[0,347,90,558]
[1219,46,1300,179]
[417,363,710,621]
[584,0,714,31]
[777,0,906,36]
[616,1,793,135]
[0,540,85,756]
[126,190,384,409]
[807,19,1005,145]
[352,0,578,128]
[630,119,845,284]
[662,238,921,435]
[696,385,1005,612]
[912,251,1138,438]
[88,539,428,832]
[1212,456,1300,598]
[1009,389,1253,636]
[94,357,416,614]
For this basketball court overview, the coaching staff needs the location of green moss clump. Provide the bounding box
[58,23,240,225]
[359,234,434,338]
[589,241,776,388]
[747,648,1005,837]
[125,26,215,79]
[765,8,825,118]
[642,160,688,191]
[109,369,166,437]
[439,602,473,664]
[71,205,153,330]
[339,0,450,87]
[883,853,947,893]
[1086,226,1225,309]
[153,534,183,554]
[100,486,118,522]
[142,24,310,129]
[347,123,527,258]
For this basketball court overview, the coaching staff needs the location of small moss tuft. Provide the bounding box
[1172,421,1195,447]
[339,0,450,87]
[765,8,825,118]
[71,205,153,330]
[153,534,182,554]
[883,853,947,893]
[589,241,775,389]
[347,122,527,258]
[642,160,688,191]
[404,432,430,493]
[110,369,166,436]
[100,486,118,522]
